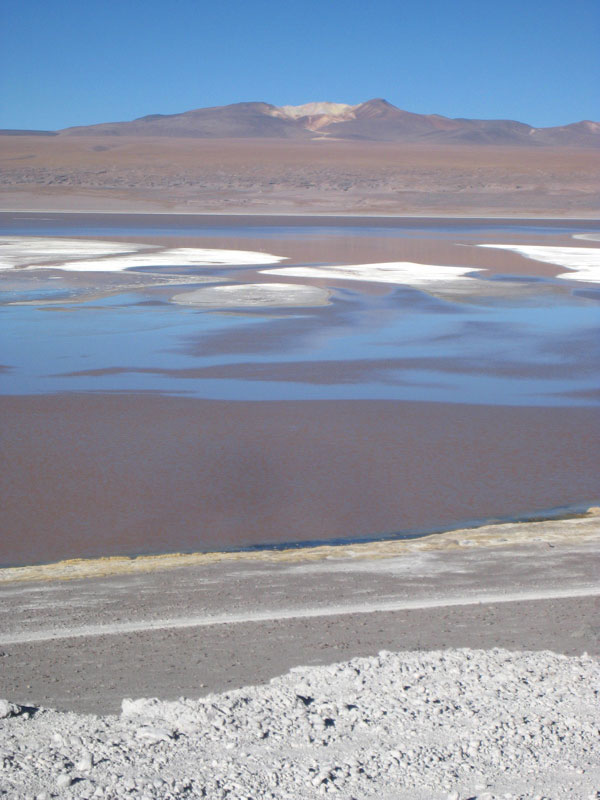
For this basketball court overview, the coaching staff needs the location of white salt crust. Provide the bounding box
[573,233,600,242]
[0,237,150,269]
[261,261,484,286]
[479,244,600,283]
[172,282,330,308]
[45,248,287,272]
[0,237,286,272]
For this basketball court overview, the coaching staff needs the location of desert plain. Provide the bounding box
[1,134,599,216]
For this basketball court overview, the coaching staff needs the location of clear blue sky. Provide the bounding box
[2,0,598,130]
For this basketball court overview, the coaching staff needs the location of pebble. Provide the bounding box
[56,773,72,789]
[136,726,174,743]
[76,750,94,770]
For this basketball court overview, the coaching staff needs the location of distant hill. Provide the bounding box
[53,99,600,147]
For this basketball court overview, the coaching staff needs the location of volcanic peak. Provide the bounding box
[51,99,600,147]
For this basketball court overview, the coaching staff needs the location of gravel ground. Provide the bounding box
[1,647,599,800]
[1,516,599,716]
[1,518,599,798]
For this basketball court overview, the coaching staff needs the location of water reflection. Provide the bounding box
[1,275,598,406]
[1,217,598,408]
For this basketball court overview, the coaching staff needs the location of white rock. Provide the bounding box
[0,648,598,798]
[0,699,20,719]
[76,750,94,770]
[56,773,72,789]
[121,697,154,716]
[135,726,174,743]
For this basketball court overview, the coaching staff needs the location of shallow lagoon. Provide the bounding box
[1,214,598,407]
[1,283,599,406]
[1,214,599,565]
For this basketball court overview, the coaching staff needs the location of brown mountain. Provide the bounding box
[60,102,313,140]
[30,99,600,147]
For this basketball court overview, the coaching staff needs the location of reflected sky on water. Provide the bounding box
[1,215,598,407]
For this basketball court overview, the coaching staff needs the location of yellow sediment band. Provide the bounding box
[2,510,599,585]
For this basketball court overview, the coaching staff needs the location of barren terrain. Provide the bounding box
[1,137,599,216]
[1,513,599,713]
[1,516,599,798]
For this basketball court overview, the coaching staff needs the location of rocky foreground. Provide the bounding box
[1,648,598,800]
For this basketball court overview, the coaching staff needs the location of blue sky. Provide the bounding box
[1,0,598,130]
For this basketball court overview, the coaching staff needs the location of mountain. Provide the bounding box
[60,102,313,140]
[54,99,600,147]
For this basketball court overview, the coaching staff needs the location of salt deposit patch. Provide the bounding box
[0,236,151,270]
[0,237,286,273]
[261,261,484,286]
[44,247,287,272]
[1,648,598,799]
[573,232,600,242]
[480,243,600,283]
[172,282,329,308]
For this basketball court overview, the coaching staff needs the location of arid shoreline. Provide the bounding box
[0,514,598,715]
[0,510,597,584]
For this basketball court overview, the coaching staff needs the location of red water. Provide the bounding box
[1,394,598,566]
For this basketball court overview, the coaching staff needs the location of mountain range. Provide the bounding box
[4,99,599,147]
